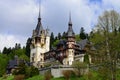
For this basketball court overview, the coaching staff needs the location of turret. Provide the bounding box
[64,13,75,65]
[30,0,50,68]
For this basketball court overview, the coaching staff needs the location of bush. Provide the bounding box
[2,73,8,79]
[30,66,39,77]
[44,71,52,80]
[84,71,94,80]
[14,75,25,80]
[62,70,72,80]
[13,65,39,79]
[72,61,87,77]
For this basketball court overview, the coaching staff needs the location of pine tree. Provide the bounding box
[58,32,61,40]
[25,38,31,57]
[15,43,21,50]
[62,32,66,39]
[2,47,12,55]
[2,47,8,54]
[79,27,86,39]
[118,27,120,32]
[50,32,54,48]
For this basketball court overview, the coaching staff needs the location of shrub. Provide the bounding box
[62,70,72,80]
[14,74,25,80]
[44,71,52,80]
[84,71,94,80]
[30,66,39,77]
[2,73,8,79]
[13,65,39,79]
[70,70,76,77]
[72,61,87,77]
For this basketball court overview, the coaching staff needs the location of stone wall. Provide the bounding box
[51,67,73,78]
[39,65,89,78]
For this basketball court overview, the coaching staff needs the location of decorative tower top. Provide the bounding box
[35,0,44,37]
[68,12,72,26]
[66,12,75,37]
[38,0,41,22]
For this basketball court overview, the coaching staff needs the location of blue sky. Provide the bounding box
[0,0,120,51]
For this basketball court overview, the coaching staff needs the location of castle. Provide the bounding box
[30,3,87,68]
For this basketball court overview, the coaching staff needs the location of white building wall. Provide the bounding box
[74,54,85,62]
[63,49,75,65]
[45,36,50,52]
[30,40,48,68]
[67,49,74,65]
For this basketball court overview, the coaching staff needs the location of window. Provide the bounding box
[41,58,43,61]
[41,65,43,68]
[32,57,34,62]
[33,53,35,57]
[41,53,43,56]
[67,61,69,65]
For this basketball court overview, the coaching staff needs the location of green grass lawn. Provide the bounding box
[26,75,84,80]
[0,75,44,80]
[0,75,14,80]
[26,75,44,80]
[1,69,120,80]
[0,75,84,80]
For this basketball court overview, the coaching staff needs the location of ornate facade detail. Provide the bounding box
[30,10,86,68]
[30,9,50,68]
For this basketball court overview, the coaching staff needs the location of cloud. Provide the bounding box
[0,0,37,36]
[0,34,27,52]
[0,34,17,51]
[42,0,96,33]
[0,0,120,51]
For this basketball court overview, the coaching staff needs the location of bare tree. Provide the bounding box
[72,61,87,77]
[94,10,120,80]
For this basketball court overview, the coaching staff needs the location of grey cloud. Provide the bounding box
[0,0,119,50]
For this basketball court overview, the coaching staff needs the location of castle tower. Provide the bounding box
[30,0,50,68]
[64,13,75,65]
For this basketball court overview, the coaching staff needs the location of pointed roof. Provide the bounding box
[66,13,75,37]
[68,12,72,26]
[35,17,43,36]
[35,0,44,36]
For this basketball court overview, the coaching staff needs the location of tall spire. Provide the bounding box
[38,0,41,21]
[66,12,75,37]
[35,0,44,36]
[68,11,72,26]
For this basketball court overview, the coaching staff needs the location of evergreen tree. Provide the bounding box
[0,54,9,77]
[79,27,86,39]
[15,43,18,49]
[54,36,58,41]
[2,47,12,55]
[15,43,21,50]
[25,38,31,57]
[118,27,120,32]
[62,32,66,39]
[50,32,54,47]
[18,43,21,49]
[2,47,8,54]
[90,31,94,38]
[58,32,62,40]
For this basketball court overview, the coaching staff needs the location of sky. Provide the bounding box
[0,0,120,51]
